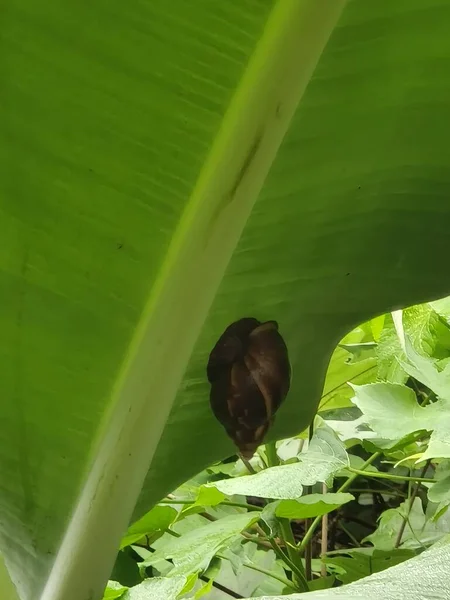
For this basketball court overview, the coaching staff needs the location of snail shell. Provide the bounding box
[207,317,291,458]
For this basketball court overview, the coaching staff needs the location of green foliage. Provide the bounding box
[364,498,450,551]
[103,581,128,600]
[140,513,260,577]
[271,494,354,520]
[104,300,450,599]
[120,506,177,550]
[428,462,450,503]
[4,2,450,598]
[350,382,444,444]
[323,548,415,585]
[247,538,450,599]
[206,423,348,499]
[121,577,187,600]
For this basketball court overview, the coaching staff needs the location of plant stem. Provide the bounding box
[217,553,297,591]
[320,482,328,577]
[343,515,375,531]
[267,536,308,586]
[258,519,306,587]
[242,533,273,549]
[265,441,280,467]
[201,577,243,599]
[298,452,381,553]
[143,542,243,598]
[395,460,431,548]
[349,488,406,497]
[265,442,308,591]
[240,454,257,474]
[170,526,297,592]
[244,562,297,590]
[339,521,360,548]
[198,512,274,549]
[319,364,377,411]
[279,519,308,591]
[347,468,435,484]
[165,528,181,538]
[159,498,262,511]
[304,422,315,581]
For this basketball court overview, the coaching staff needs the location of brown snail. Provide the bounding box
[207,317,291,458]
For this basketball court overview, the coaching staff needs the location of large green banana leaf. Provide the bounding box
[2,1,450,599]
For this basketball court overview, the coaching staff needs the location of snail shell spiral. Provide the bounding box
[207,317,291,458]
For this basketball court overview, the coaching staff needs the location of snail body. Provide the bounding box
[207,317,291,458]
